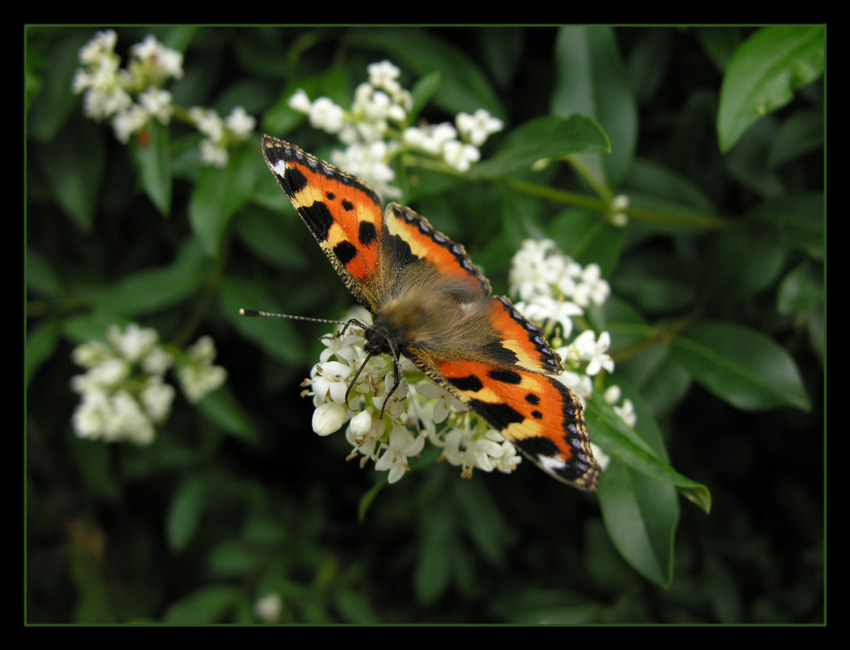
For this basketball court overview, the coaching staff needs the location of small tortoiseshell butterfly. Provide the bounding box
[260,135,601,490]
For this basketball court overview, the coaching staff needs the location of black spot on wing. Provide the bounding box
[487,369,522,384]
[470,400,525,428]
[514,435,560,460]
[334,240,358,265]
[359,221,377,246]
[297,203,334,241]
[447,375,484,392]
[280,166,308,195]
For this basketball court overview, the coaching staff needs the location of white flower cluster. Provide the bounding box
[70,324,227,445]
[303,307,521,484]
[72,30,255,166]
[287,60,504,198]
[188,105,256,168]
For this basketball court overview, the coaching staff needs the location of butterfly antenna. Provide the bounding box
[239,308,352,327]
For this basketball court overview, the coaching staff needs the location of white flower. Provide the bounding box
[456,109,504,147]
[604,385,637,428]
[442,140,480,172]
[82,82,133,120]
[374,425,425,483]
[78,30,118,65]
[509,239,573,301]
[288,88,313,113]
[572,263,611,308]
[72,340,112,368]
[86,357,130,387]
[225,106,256,139]
[70,324,226,445]
[140,375,176,423]
[255,593,282,623]
[566,330,614,376]
[312,360,355,404]
[129,35,184,81]
[72,387,110,439]
[331,141,401,198]
[111,104,150,142]
[514,295,583,340]
[109,323,159,362]
[178,336,227,403]
[142,345,174,375]
[199,139,229,168]
[403,122,459,156]
[308,97,346,133]
[189,107,224,140]
[110,390,155,445]
[137,87,174,124]
[367,60,402,93]
[313,401,348,435]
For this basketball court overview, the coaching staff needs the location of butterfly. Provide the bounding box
[259,135,601,490]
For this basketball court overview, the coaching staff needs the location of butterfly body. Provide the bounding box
[261,135,600,490]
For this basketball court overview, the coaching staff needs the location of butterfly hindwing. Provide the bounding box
[406,300,600,490]
[261,135,601,491]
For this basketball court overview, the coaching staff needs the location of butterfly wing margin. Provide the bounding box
[261,135,384,311]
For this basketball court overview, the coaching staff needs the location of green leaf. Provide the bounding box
[468,115,609,180]
[93,240,210,316]
[35,117,105,232]
[670,320,811,411]
[704,221,785,302]
[585,395,711,512]
[166,474,208,552]
[27,30,90,142]
[25,320,60,388]
[234,204,309,270]
[551,26,638,185]
[26,246,64,297]
[549,207,626,277]
[749,192,824,260]
[414,503,456,604]
[131,122,172,215]
[189,145,261,255]
[598,457,679,587]
[777,260,823,315]
[197,386,261,444]
[717,26,824,152]
[408,70,442,121]
[163,585,239,624]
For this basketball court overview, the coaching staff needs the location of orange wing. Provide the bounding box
[261,135,384,311]
[405,296,600,490]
